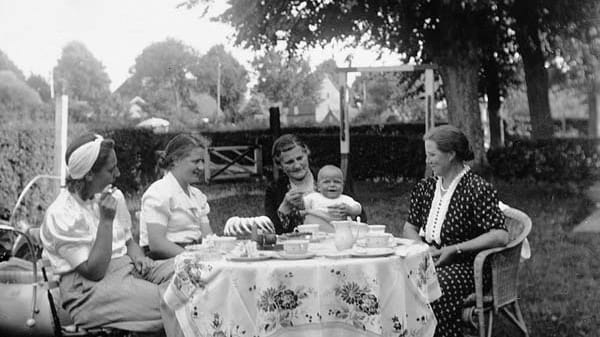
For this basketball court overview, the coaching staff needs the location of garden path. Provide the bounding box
[573,181,600,233]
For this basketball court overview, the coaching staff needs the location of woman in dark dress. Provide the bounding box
[264,134,366,234]
[403,125,509,337]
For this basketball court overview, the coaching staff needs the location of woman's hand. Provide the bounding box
[131,255,154,275]
[98,191,117,223]
[283,189,305,210]
[430,246,458,267]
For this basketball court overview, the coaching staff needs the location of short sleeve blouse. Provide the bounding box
[139,172,210,247]
[407,171,506,247]
[41,189,132,275]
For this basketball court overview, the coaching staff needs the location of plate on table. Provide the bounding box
[394,238,417,246]
[277,252,317,260]
[226,253,273,262]
[355,238,398,249]
[185,244,205,251]
[351,247,395,258]
[320,251,352,259]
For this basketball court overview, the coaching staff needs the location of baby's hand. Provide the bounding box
[327,203,350,219]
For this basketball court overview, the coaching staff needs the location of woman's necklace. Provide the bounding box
[439,165,468,193]
[440,183,449,192]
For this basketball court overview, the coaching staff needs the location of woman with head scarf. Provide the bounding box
[40,133,179,335]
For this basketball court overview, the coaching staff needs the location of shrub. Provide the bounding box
[0,121,88,225]
[487,138,600,185]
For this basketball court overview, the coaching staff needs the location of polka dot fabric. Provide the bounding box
[407,171,506,337]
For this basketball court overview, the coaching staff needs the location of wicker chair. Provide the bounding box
[462,205,532,337]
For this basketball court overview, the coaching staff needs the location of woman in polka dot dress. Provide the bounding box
[403,125,509,337]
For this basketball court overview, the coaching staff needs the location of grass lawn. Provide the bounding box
[203,179,598,337]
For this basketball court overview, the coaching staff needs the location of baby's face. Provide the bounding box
[317,169,344,199]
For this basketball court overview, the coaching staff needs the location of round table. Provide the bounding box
[164,239,441,337]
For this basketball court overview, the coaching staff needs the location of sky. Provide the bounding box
[0,0,403,92]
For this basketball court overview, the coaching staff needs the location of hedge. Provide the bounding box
[101,127,428,196]
[487,138,600,184]
[3,122,600,219]
[0,122,88,225]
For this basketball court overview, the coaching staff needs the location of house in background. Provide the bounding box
[126,96,149,120]
[283,75,360,126]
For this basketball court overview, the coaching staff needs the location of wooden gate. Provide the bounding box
[203,145,263,183]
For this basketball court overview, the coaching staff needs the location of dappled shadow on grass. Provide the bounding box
[494,181,599,337]
[205,179,599,337]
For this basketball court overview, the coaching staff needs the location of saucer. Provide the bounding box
[394,238,417,246]
[226,253,273,262]
[355,238,397,249]
[320,251,352,259]
[351,248,395,258]
[185,244,205,251]
[277,252,316,260]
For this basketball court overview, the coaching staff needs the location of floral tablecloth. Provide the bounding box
[164,242,441,337]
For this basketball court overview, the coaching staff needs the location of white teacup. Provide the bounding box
[368,225,386,233]
[365,232,392,248]
[296,224,320,235]
[283,239,309,255]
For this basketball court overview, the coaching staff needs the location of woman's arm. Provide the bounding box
[432,229,509,267]
[75,193,116,281]
[126,239,154,275]
[147,222,184,259]
[264,182,284,233]
[402,221,425,242]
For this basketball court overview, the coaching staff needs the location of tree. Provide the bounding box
[130,38,199,116]
[54,41,111,108]
[183,1,514,168]
[26,74,52,103]
[194,44,249,118]
[251,50,322,108]
[0,50,25,81]
[508,0,598,139]
[0,70,42,121]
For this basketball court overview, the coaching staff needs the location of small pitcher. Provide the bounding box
[332,220,360,251]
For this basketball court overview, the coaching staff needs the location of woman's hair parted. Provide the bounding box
[65,133,115,192]
[423,125,475,162]
[157,134,207,171]
[271,134,311,165]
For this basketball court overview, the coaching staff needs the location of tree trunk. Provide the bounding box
[483,58,503,149]
[438,57,487,170]
[589,77,600,137]
[513,1,554,139]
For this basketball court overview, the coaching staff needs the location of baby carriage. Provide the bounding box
[0,175,132,337]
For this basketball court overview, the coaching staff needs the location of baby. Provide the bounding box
[302,165,362,232]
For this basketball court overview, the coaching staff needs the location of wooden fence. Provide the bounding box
[203,145,263,183]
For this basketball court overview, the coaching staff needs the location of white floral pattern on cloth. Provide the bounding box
[256,283,314,332]
[328,267,382,332]
[164,244,441,337]
[173,255,213,297]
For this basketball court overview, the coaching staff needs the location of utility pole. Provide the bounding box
[216,61,221,122]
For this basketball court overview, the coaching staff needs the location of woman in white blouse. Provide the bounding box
[40,134,178,335]
[140,134,213,259]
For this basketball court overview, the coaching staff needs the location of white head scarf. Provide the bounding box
[67,135,104,179]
